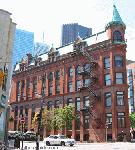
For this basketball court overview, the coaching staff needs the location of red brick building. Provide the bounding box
[9,5,130,142]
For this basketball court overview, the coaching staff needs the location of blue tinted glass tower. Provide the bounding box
[61,23,92,46]
[12,29,34,66]
[127,67,135,113]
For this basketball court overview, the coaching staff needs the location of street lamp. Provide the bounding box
[20,114,25,150]
[36,100,45,150]
[105,121,112,142]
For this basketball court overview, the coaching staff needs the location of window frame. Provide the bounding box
[117,112,125,128]
[104,57,110,69]
[116,73,124,84]
[76,65,82,76]
[69,67,74,77]
[68,81,73,92]
[116,91,124,106]
[115,55,123,67]
[106,113,112,128]
[76,97,81,111]
[113,30,123,42]
[105,74,111,86]
[67,98,73,106]
[105,92,112,107]
[76,80,81,91]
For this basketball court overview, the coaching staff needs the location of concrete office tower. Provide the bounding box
[61,23,92,46]
[0,9,16,141]
[12,29,34,66]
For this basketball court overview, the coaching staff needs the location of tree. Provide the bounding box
[31,105,76,133]
[129,112,135,128]
[53,105,75,130]
[32,109,54,132]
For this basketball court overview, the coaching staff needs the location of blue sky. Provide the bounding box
[0,0,134,60]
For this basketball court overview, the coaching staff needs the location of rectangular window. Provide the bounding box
[116,73,123,84]
[20,106,23,117]
[84,79,90,87]
[105,74,111,85]
[21,80,25,100]
[17,81,21,102]
[76,80,81,91]
[47,101,53,110]
[41,76,46,96]
[105,92,111,107]
[76,97,80,111]
[117,112,125,128]
[116,91,124,106]
[56,71,60,80]
[67,98,73,106]
[104,57,110,69]
[115,56,123,67]
[68,81,73,92]
[33,79,37,96]
[26,79,30,89]
[83,96,89,107]
[56,84,60,94]
[106,113,112,128]
[55,100,60,108]
[26,79,30,100]
[49,85,53,96]
[69,67,74,77]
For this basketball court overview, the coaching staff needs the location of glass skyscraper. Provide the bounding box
[12,29,34,66]
[61,23,92,46]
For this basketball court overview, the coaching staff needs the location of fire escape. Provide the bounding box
[73,37,102,142]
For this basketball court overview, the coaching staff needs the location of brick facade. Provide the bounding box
[9,7,130,142]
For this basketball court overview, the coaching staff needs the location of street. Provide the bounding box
[16,141,135,150]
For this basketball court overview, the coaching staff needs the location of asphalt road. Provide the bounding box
[15,141,135,150]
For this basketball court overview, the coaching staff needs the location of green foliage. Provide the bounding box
[129,112,135,128]
[31,105,76,132]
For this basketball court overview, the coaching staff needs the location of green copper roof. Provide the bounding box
[112,5,123,22]
[105,5,126,30]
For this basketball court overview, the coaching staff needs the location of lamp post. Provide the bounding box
[105,122,108,142]
[36,100,45,150]
[20,115,25,150]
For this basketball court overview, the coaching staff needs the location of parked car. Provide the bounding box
[43,134,76,146]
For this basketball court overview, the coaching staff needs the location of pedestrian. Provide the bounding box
[36,134,39,150]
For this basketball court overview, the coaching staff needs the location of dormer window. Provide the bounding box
[113,30,123,42]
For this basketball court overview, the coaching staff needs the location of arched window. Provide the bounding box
[76,65,82,75]
[113,31,122,42]
[48,72,53,82]
[69,67,74,77]
[84,64,90,72]
[56,70,60,80]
